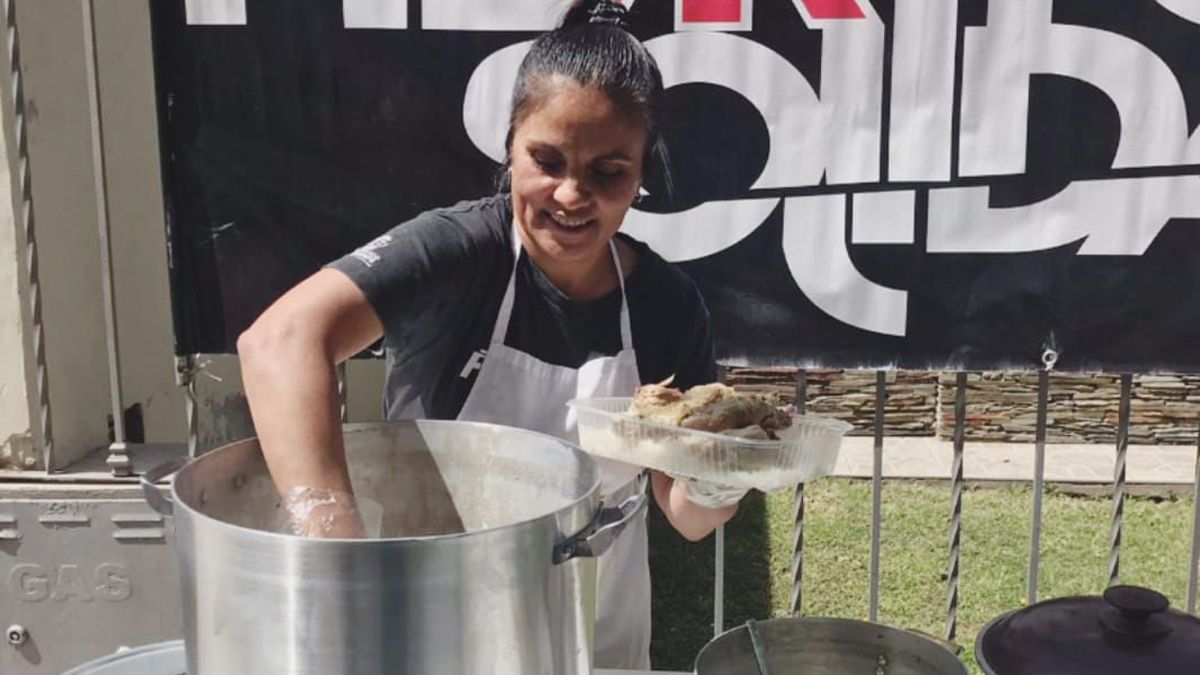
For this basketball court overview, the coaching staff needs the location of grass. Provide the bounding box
[648,479,1196,672]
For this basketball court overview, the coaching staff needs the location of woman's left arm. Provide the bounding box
[650,471,737,541]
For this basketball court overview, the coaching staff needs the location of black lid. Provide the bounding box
[976,586,1200,675]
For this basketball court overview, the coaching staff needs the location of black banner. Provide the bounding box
[151,0,1200,372]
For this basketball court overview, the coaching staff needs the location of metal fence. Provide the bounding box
[712,367,1200,640]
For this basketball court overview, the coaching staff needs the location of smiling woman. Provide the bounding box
[510,79,646,299]
[236,0,733,670]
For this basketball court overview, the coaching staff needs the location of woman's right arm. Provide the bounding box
[237,267,384,537]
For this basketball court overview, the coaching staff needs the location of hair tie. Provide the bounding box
[588,1,630,29]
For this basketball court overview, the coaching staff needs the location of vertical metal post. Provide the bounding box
[794,368,809,416]
[81,0,131,475]
[869,370,886,622]
[713,362,728,637]
[790,369,809,615]
[1188,421,1200,615]
[1108,374,1133,587]
[4,0,55,469]
[945,372,966,640]
[1028,369,1050,604]
[175,356,199,458]
[714,524,725,637]
[337,362,349,423]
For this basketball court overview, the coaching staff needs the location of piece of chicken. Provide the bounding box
[629,380,792,439]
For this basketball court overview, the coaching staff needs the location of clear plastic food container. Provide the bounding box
[567,397,853,492]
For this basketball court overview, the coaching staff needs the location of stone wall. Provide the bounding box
[721,368,939,437]
[936,372,1200,445]
[722,367,1200,444]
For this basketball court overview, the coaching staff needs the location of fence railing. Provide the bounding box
[712,368,1200,639]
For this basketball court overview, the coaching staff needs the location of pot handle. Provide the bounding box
[140,457,188,517]
[553,476,648,564]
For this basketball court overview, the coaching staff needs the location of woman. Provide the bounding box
[237,1,739,668]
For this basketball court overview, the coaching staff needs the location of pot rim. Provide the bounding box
[695,616,969,674]
[169,420,605,545]
[973,610,1009,675]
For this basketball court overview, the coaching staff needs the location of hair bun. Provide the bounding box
[562,0,630,30]
[588,1,630,27]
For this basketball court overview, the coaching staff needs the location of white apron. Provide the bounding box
[456,229,650,670]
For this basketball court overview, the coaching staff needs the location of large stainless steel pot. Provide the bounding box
[140,421,646,675]
[694,617,969,675]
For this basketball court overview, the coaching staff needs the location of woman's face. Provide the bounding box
[509,77,647,270]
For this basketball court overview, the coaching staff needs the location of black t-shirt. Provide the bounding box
[329,194,716,420]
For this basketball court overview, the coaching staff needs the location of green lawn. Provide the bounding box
[648,479,1196,673]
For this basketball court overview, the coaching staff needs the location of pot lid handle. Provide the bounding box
[1100,586,1172,639]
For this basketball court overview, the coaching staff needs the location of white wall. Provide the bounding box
[95,0,185,444]
[0,0,185,471]
[347,358,388,423]
[0,65,35,470]
[12,0,111,470]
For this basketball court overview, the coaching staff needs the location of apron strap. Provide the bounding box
[608,239,634,352]
[487,228,524,345]
[491,226,635,351]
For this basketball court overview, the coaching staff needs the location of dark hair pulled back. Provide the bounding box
[501,0,673,199]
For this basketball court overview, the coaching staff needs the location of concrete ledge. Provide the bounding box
[832,436,1198,485]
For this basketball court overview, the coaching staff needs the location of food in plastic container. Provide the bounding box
[568,391,852,494]
[628,381,793,438]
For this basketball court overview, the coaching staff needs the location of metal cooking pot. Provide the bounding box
[975,585,1200,675]
[694,617,969,675]
[140,421,645,675]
